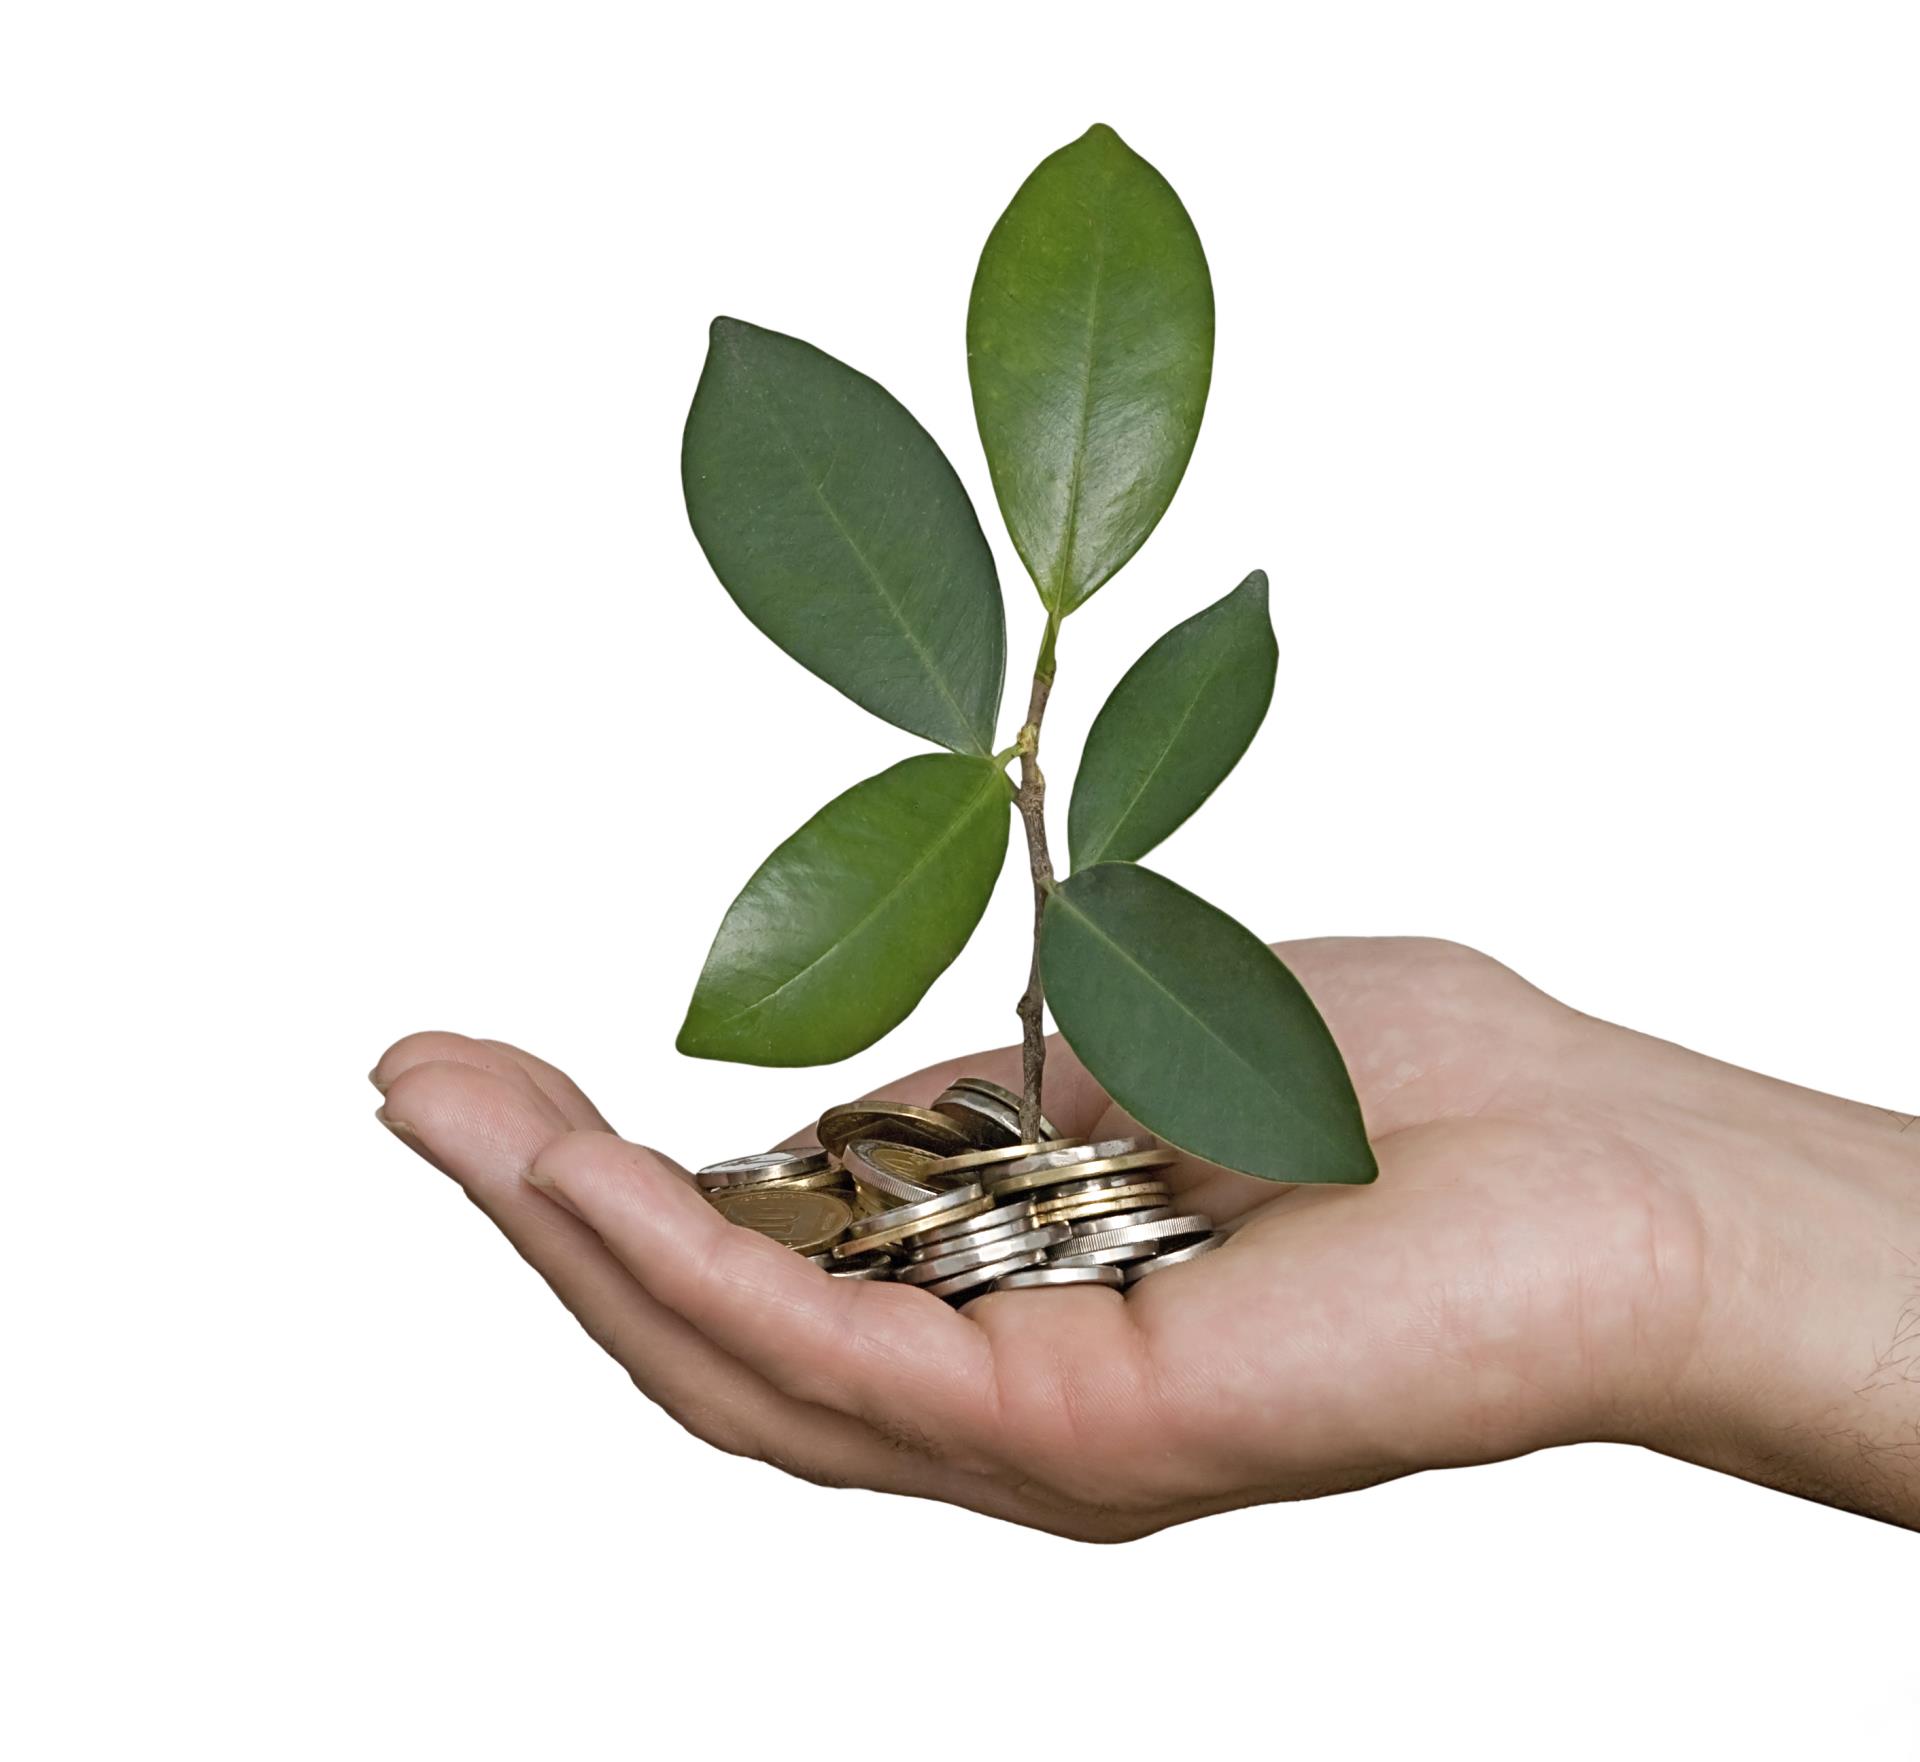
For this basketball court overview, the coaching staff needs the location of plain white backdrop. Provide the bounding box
[5,3,1916,1755]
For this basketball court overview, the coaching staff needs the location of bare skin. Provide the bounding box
[370,938,1920,1539]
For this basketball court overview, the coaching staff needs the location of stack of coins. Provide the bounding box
[695,1085,1226,1299]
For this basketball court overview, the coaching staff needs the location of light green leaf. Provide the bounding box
[967,123,1214,613]
[683,318,1005,755]
[1069,570,1276,869]
[678,754,1012,1066]
[1041,863,1376,1183]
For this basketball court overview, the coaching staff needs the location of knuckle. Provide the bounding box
[863,1414,946,1461]
[532,1125,620,1186]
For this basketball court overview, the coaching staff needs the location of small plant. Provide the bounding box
[676,124,1375,1187]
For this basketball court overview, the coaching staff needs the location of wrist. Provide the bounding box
[1647,1061,1920,1525]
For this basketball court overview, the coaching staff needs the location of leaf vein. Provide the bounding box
[1049,170,1115,606]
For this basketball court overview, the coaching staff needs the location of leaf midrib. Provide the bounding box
[706,768,1005,1033]
[721,329,987,755]
[1047,157,1116,608]
[1049,878,1354,1162]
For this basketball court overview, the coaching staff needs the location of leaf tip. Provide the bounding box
[1340,1147,1381,1185]
[1238,568,1269,606]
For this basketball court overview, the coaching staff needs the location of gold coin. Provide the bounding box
[711,1188,853,1253]
[816,1101,972,1158]
[703,1168,850,1199]
[989,1149,1178,1198]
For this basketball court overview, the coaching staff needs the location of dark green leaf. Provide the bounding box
[678,754,1012,1065]
[1041,863,1376,1183]
[967,123,1214,614]
[1069,570,1276,869]
[683,318,1005,755]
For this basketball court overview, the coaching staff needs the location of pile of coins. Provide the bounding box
[695,1077,1224,1302]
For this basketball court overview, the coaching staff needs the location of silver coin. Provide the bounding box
[925,1249,1049,1301]
[919,1143,1060,1181]
[1038,1177,1175,1205]
[910,1197,1035,1248]
[1067,1206,1178,1235]
[942,1076,1066,1141]
[945,1091,1019,1131]
[841,1139,942,1204]
[1061,1214,1214,1257]
[994,1137,1153,1179]
[1048,1242,1159,1268]
[896,1225,1069,1285]
[945,1076,1024,1110]
[828,1263,893,1280]
[904,1212,1043,1262]
[1124,1236,1224,1283]
[944,1075,1054,1123]
[1039,1171,1169,1200]
[990,1265,1125,1291]
[695,1148,832,1191]
[835,1183,989,1258]
[842,1181,985,1237]
[988,1150,1177,1200]
[1034,1188,1174,1221]
[930,1090,1024,1148]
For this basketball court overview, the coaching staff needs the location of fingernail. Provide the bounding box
[367,1065,389,1094]
[524,1164,584,1221]
[375,1106,437,1160]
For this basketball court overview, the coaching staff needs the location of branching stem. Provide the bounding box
[1013,608,1062,1141]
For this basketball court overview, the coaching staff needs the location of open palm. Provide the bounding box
[373,936,1723,1538]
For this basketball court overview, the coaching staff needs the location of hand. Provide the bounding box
[370,938,1920,1538]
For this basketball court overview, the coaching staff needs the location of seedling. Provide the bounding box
[676,124,1375,1187]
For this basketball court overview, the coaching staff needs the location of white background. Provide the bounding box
[5,3,1916,1756]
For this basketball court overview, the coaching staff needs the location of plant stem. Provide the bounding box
[1013,609,1062,1141]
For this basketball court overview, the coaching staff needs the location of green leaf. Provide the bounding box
[1041,863,1376,1183]
[678,754,1012,1066]
[1069,570,1276,869]
[967,123,1214,614]
[683,318,1005,755]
